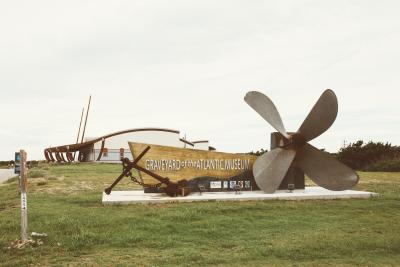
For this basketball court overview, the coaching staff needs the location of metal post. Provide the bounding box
[270,133,305,190]
[19,150,28,241]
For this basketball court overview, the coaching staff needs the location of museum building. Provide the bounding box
[44,128,215,163]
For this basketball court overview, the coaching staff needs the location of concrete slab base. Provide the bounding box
[102,187,378,205]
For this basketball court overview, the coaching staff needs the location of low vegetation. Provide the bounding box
[338,140,400,171]
[0,163,399,266]
[365,158,400,172]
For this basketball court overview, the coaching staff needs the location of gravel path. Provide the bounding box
[0,169,16,183]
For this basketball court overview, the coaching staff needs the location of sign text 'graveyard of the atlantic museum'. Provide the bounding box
[129,142,258,188]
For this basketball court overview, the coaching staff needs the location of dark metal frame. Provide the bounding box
[104,146,190,197]
[96,139,106,161]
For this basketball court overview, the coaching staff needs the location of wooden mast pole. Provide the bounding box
[80,95,91,144]
[73,107,85,160]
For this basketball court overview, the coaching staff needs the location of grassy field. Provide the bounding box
[0,163,399,266]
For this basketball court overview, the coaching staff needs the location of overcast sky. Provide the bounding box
[0,1,399,160]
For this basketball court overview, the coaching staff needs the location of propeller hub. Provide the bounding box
[288,133,306,149]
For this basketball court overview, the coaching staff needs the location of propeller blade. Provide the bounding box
[298,89,338,142]
[253,148,296,193]
[245,91,289,138]
[295,143,359,191]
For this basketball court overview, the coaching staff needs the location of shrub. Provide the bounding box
[365,158,400,172]
[248,148,268,156]
[337,140,400,171]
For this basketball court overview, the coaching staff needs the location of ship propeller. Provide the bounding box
[244,89,359,193]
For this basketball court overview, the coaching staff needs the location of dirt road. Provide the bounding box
[0,169,16,183]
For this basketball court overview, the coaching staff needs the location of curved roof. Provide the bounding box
[46,127,180,153]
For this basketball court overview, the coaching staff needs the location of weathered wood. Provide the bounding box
[73,107,85,160]
[129,142,257,185]
[19,150,28,241]
[80,95,91,144]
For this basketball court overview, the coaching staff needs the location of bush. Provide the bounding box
[248,148,268,156]
[338,140,400,171]
[365,158,400,172]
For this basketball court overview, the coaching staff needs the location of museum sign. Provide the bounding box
[129,142,258,193]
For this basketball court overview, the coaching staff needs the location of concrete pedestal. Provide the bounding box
[102,187,377,205]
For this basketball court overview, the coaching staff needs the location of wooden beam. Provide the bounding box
[80,95,91,144]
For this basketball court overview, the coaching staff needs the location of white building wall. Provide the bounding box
[93,131,181,150]
[193,141,209,150]
[92,149,133,162]
[88,130,183,162]
[180,140,194,149]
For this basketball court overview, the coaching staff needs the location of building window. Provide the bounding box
[102,148,108,157]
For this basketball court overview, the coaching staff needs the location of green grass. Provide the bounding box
[0,163,399,266]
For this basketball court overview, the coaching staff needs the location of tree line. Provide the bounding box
[249,140,400,172]
[337,140,400,172]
